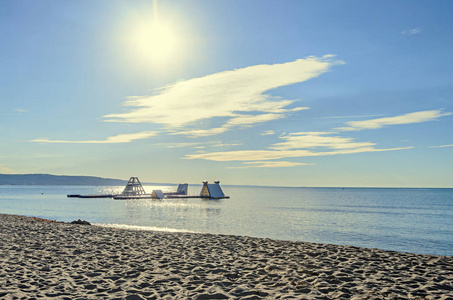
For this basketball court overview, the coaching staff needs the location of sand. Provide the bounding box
[0,214,452,299]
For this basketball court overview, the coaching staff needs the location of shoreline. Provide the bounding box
[1,213,452,299]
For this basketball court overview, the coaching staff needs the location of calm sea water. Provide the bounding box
[0,185,452,256]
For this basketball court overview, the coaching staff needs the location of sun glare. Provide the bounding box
[130,19,180,64]
[116,1,195,72]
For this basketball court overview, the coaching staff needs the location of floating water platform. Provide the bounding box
[67,178,229,200]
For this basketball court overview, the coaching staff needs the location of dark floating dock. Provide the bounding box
[68,194,115,198]
[67,178,229,200]
[166,195,230,199]
[112,195,230,200]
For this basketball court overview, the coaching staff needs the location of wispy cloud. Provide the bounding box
[430,144,453,148]
[0,165,14,173]
[158,141,242,148]
[104,55,344,136]
[336,109,452,131]
[158,142,201,148]
[228,161,314,168]
[270,132,375,150]
[15,108,28,113]
[211,142,242,148]
[170,127,231,137]
[171,114,289,137]
[261,130,276,136]
[185,131,412,162]
[319,114,385,119]
[402,28,421,36]
[31,131,158,144]
[185,108,448,166]
[185,146,412,162]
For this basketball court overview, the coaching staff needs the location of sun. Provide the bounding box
[130,18,180,64]
[116,2,193,72]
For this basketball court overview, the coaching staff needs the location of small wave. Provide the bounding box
[93,223,199,233]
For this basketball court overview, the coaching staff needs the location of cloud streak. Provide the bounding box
[185,146,412,162]
[261,130,276,136]
[31,131,158,144]
[228,161,314,168]
[336,109,451,131]
[185,108,450,166]
[270,132,375,150]
[158,141,242,148]
[185,108,449,166]
[158,142,201,148]
[104,55,344,136]
[430,144,453,148]
[0,165,14,174]
[185,131,412,162]
[402,28,421,36]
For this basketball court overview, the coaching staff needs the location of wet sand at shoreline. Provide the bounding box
[1,214,452,299]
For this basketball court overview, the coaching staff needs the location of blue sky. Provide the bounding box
[1,0,452,187]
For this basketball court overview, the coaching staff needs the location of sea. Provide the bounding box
[1,185,452,256]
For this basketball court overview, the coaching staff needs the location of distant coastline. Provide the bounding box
[0,174,127,186]
[1,174,452,188]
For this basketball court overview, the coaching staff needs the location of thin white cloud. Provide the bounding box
[0,165,14,173]
[185,146,412,162]
[158,142,201,148]
[225,113,285,126]
[104,55,344,136]
[185,131,412,162]
[211,142,242,148]
[270,132,375,150]
[158,141,242,148]
[15,109,28,113]
[430,144,453,148]
[402,28,421,35]
[261,130,276,136]
[319,114,385,119]
[228,161,314,168]
[336,109,452,131]
[173,114,287,137]
[31,131,158,144]
[170,126,231,137]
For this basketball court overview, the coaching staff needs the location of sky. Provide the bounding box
[1,0,453,187]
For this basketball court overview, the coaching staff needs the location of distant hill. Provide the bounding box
[0,174,128,186]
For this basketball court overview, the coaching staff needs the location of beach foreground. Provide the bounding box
[0,214,452,299]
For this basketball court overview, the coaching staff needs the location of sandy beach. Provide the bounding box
[0,214,452,299]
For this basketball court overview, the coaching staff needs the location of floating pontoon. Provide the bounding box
[68,177,228,199]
